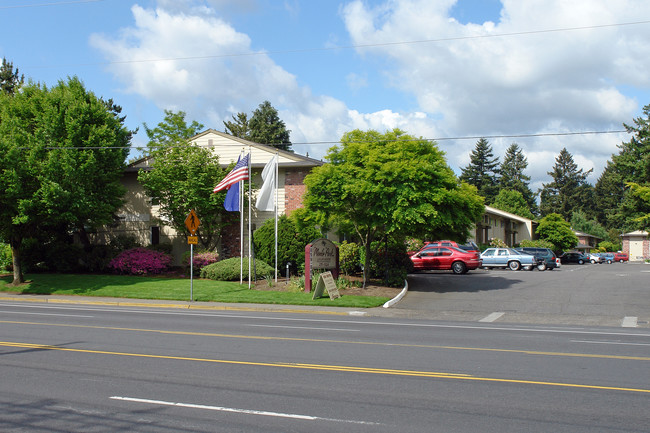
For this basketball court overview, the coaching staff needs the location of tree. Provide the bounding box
[0,57,24,95]
[570,210,608,240]
[626,182,650,227]
[491,189,535,219]
[304,128,484,286]
[227,101,293,151]
[143,110,203,151]
[460,138,500,203]
[539,148,594,220]
[593,161,625,228]
[499,143,536,214]
[223,112,250,140]
[138,113,229,250]
[535,213,579,253]
[0,77,133,284]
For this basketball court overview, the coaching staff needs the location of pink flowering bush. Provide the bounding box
[108,248,173,275]
[183,251,220,274]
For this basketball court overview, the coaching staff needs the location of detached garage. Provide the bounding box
[621,230,650,262]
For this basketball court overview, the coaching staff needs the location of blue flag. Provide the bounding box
[223,178,240,211]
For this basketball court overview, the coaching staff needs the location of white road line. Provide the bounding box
[479,312,505,323]
[247,324,359,332]
[622,316,638,328]
[571,340,650,347]
[110,396,380,425]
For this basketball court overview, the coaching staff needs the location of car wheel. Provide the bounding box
[537,262,547,271]
[508,261,520,271]
[452,261,466,274]
[578,259,584,264]
[619,259,624,263]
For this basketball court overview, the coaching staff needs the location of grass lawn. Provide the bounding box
[0,273,390,308]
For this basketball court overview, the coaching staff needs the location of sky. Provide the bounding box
[2,0,650,192]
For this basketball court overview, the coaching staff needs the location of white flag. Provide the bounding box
[255,154,278,211]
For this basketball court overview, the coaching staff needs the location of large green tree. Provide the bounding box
[143,109,204,151]
[535,213,579,253]
[304,129,484,286]
[491,189,535,219]
[539,148,594,220]
[0,77,132,284]
[597,104,650,231]
[0,57,24,95]
[138,112,230,249]
[499,143,536,214]
[460,138,500,203]
[224,101,292,151]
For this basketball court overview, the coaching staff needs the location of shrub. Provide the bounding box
[489,238,507,248]
[200,257,274,281]
[183,251,220,274]
[362,236,412,287]
[338,241,361,275]
[253,212,320,275]
[519,239,555,250]
[108,248,173,275]
[1,243,12,272]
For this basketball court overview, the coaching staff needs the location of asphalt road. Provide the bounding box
[1,299,649,432]
[398,262,650,327]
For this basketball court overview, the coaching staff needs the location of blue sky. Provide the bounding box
[2,0,650,191]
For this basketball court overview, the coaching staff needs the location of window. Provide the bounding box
[151,226,160,245]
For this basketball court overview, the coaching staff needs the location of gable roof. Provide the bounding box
[484,205,533,224]
[128,129,323,171]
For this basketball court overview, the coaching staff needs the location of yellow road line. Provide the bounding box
[2,319,650,362]
[1,340,648,394]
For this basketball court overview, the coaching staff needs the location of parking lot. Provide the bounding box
[396,262,650,327]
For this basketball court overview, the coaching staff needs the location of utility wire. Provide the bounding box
[0,0,102,9]
[23,19,650,69]
[36,129,629,150]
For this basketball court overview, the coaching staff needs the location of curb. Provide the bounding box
[382,279,408,308]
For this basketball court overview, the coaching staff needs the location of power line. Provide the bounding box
[34,129,629,150]
[24,20,650,69]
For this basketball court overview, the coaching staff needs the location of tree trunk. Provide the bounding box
[10,235,24,285]
[77,224,92,252]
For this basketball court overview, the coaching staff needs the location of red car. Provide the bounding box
[410,246,482,274]
[614,252,629,262]
[420,240,480,253]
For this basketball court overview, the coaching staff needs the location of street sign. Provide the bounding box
[187,236,198,245]
[184,210,200,235]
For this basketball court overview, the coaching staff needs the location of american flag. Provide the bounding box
[213,153,250,193]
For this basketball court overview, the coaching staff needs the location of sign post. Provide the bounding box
[184,210,201,301]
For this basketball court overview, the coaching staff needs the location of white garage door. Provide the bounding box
[629,238,644,261]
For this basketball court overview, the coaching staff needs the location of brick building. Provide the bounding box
[92,130,322,264]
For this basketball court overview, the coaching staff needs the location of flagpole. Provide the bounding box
[239,177,244,284]
[274,152,279,282]
[248,146,252,289]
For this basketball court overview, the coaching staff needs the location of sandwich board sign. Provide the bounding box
[312,271,340,300]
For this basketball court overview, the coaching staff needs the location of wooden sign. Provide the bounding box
[312,271,340,300]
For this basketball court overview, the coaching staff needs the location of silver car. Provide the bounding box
[480,248,538,271]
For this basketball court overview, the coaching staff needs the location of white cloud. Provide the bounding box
[91,0,650,188]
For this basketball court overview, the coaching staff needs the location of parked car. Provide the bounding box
[515,247,558,270]
[559,252,590,264]
[600,253,615,264]
[614,252,629,262]
[589,253,603,264]
[480,248,539,271]
[410,246,481,274]
[419,240,480,253]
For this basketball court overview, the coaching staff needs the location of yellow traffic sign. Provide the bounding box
[185,210,200,235]
[187,236,198,245]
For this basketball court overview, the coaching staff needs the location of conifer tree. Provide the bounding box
[459,138,500,203]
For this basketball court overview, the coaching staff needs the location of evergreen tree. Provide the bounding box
[459,138,500,203]
[499,143,536,214]
[0,57,24,95]
[539,148,594,220]
[249,101,292,151]
[223,112,250,140]
[593,161,625,228]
